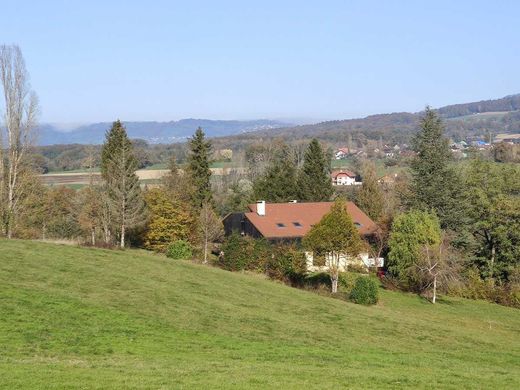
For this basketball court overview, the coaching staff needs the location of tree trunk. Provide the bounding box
[203,236,208,264]
[331,275,338,293]
[120,223,125,248]
[490,243,495,278]
[432,275,437,304]
[91,227,96,246]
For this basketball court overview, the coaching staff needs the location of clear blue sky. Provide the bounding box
[2,0,519,124]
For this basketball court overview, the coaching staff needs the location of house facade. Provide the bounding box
[331,170,361,186]
[223,201,383,270]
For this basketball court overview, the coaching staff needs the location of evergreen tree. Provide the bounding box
[101,120,145,248]
[187,127,212,208]
[253,144,298,202]
[356,161,384,221]
[409,108,466,230]
[297,139,333,202]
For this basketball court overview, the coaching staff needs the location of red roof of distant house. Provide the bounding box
[244,201,377,239]
[331,170,356,178]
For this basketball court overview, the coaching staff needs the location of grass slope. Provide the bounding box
[0,240,519,389]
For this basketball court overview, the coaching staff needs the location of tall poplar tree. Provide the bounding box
[409,107,466,230]
[297,139,333,202]
[101,120,145,248]
[187,127,212,208]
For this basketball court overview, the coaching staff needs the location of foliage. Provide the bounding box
[296,139,333,201]
[143,188,192,252]
[218,233,306,283]
[356,160,384,221]
[303,198,364,293]
[253,143,298,202]
[187,127,212,208]
[464,160,520,281]
[43,186,82,239]
[166,240,193,260]
[387,210,441,290]
[408,108,467,230]
[349,277,379,305]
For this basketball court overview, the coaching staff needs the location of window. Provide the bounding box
[354,222,362,227]
[276,223,286,228]
[292,222,302,228]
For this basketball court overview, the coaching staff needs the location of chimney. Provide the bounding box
[256,200,266,216]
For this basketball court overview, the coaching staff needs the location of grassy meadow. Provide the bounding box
[0,240,519,389]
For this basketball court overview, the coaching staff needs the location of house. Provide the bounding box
[335,148,350,159]
[331,170,362,186]
[223,201,383,270]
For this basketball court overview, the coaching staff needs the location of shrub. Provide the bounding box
[265,245,307,284]
[350,277,379,305]
[217,233,254,271]
[166,240,193,260]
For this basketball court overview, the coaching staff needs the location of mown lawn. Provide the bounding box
[0,240,518,389]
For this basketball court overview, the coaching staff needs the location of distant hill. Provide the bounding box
[37,119,291,146]
[218,94,520,145]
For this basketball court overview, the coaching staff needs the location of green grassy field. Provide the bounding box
[0,240,518,389]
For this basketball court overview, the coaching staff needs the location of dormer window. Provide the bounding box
[276,223,286,228]
[354,222,362,227]
[293,222,302,228]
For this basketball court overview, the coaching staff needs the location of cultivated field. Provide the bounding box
[0,240,518,388]
[41,167,247,186]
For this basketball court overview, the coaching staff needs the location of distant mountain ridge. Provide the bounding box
[37,119,291,146]
[221,94,520,144]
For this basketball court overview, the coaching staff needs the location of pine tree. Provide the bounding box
[187,127,212,208]
[253,144,298,202]
[297,139,333,202]
[409,108,466,230]
[101,120,145,248]
[356,161,384,221]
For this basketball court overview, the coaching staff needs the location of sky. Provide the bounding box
[1,0,519,124]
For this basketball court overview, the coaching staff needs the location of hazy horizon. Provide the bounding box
[2,1,519,123]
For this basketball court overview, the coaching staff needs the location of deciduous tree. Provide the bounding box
[356,160,384,221]
[387,210,441,290]
[303,199,364,293]
[0,45,39,238]
[143,187,192,252]
[197,201,224,263]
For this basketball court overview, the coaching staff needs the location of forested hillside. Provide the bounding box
[220,94,520,146]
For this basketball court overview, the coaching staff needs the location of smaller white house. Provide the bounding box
[331,170,362,186]
[305,252,384,272]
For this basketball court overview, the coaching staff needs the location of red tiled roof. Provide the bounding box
[331,170,356,178]
[245,202,377,239]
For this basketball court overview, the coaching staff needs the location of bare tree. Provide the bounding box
[198,201,224,263]
[0,45,39,238]
[417,234,461,304]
